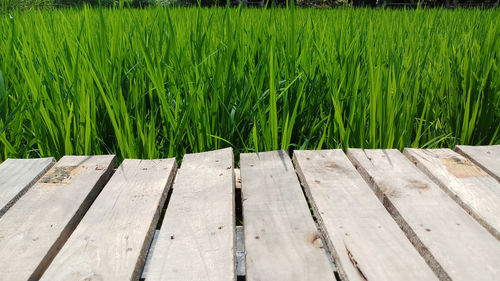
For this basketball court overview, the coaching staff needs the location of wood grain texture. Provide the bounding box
[404,148,500,240]
[40,158,177,281]
[0,158,55,217]
[0,155,116,281]
[294,150,437,281]
[455,145,500,182]
[348,149,500,281]
[241,150,335,281]
[147,148,235,281]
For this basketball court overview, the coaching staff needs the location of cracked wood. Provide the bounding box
[294,150,437,281]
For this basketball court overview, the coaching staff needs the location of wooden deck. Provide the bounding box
[0,146,499,281]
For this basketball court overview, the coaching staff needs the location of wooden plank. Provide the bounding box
[0,155,116,281]
[405,148,500,240]
[0,158,55,217]
[293,150,437,281]
[347,149,500,281]
[455,145,500,182]
[147,148,235,281]
[40,158,177,281]
[241,150,335,281]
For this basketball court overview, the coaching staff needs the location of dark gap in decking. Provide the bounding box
[295,171,340,280]
[316,221,341,281]
[293,167,318,223]
[29,163,116,280]
[156,186,174,230]
[235,168,243,226]
[141,166,248,280]
[295,169,317,224]
[236,226,246,279]
[162,178,175,210]
[139,230,160,281]
[234,168,246,278]
[140,165,178,280]
[83,168,116,214]
[235,187,243,226]
[88,168,116,203]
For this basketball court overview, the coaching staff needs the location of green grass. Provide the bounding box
[0,7,499,162]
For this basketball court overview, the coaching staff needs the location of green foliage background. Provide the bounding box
[0,0,152,10]
[0,8,499,161]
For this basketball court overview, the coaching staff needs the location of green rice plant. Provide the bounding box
[0,7,498,162]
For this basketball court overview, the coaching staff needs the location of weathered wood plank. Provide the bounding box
[40,158,177,281]
[405,148,500,240]
[147,148,235,281]
[348,149,500,281]
[0,155,116,281]
[293,150,437,281]
[455,145,500,182]
[0,158,55,218]
[241,150,335,281]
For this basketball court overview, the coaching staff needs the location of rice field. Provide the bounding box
[0,7,498,161]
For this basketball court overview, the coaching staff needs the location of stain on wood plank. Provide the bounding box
[304,233,323,249]
[378,182,401,198]
[325,162,342,170]
[440,157,488,178]
[407,179,429,190]
[40,166,86,185]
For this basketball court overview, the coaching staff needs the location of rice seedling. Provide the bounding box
[0,7,498,161]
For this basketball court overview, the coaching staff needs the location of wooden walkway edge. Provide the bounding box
[0,158,55,218]
[0,145,498,281]
[0,155,116,281]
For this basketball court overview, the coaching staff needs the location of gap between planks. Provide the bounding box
[348,149,500,281]
[241,150,336,281]
[40,158,177,281]
[0,155,116,281]
[146,148,236,281]
[455,145,500,182]
[294,150,437,281]
[404,148,500,240]
[0,158,55,218]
